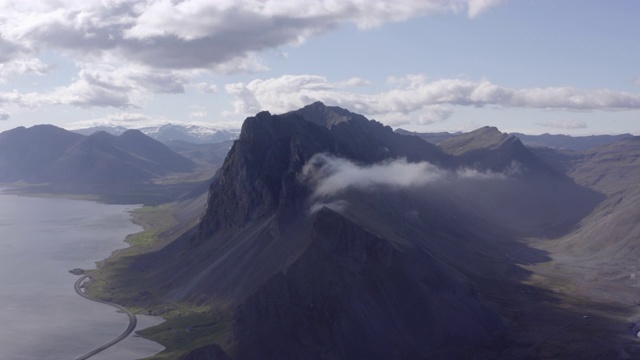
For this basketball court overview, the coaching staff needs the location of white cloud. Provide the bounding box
[189,105,207,119]
[301,153,506,201]
[0,57,49,82]
[0,1,497,71]
[467,0,507,18]
[536,119,587,130]
[195,82,218,94]
[417,105,454,125]
[224,74,640,126]
[65,112,169,130]
[0,60,190,109]
[0,110,9,120]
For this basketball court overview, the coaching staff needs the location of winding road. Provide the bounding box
[73,272,137,360]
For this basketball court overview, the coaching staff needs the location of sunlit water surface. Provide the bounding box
[0,191,164,360]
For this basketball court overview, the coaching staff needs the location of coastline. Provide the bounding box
[1,185,223,359]
[0,187,166,359]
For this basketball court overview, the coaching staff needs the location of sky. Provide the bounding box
[0,0,638,135]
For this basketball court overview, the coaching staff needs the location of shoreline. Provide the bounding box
[0,191,165,359]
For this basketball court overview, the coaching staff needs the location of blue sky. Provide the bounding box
[0,0,638,135]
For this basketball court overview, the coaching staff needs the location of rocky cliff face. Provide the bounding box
[197,110,332,240]
[197,103,447,240]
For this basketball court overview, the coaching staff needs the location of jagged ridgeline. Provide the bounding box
[132,102,603,359]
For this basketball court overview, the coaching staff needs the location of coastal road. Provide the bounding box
[73,272,137,360]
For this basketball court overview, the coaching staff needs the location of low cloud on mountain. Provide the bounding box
[301,153,508,208]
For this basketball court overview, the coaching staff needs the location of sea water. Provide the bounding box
[0,192,164,360]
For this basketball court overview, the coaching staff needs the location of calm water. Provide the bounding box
[0,192,164,360]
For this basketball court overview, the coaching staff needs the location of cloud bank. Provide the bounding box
[225,74,640,125]
[0,0,498,72]
[301,153,507,204]
[0,0,506,118]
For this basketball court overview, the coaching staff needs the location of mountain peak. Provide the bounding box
[291,101,368,128]
[439,126,517,156]
[119,128,147,140]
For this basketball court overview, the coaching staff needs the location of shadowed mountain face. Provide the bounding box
[233,208,502,360]
[512,132,633,151]
[128,102,610,359]
[0,125,85,183]
[545,137,640,267]
[397,128,632,151]
[0,125,194,189]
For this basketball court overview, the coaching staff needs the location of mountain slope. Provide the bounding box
[0,125,85,182]
[233,208,502,360]
[547,137,640,268]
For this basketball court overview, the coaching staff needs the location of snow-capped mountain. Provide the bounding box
[72,123,240,144]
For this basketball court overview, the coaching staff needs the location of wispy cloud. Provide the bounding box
[0,57,49,82]
[189,105,207,119]
[536,119,587,130]
[195,82,218,94]
[467,0,507,18]
[301,153,508,204]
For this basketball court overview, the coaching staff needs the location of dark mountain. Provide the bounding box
[0,125,194,191]
[164,139,234,171]
[396,128,632,151]
[438,126,556,173]
[120,103,611,359]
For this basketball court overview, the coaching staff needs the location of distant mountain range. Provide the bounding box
[0,125,203,202]
[72,123,240,144]
[0,124,240,206]
[396,128,633,151]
